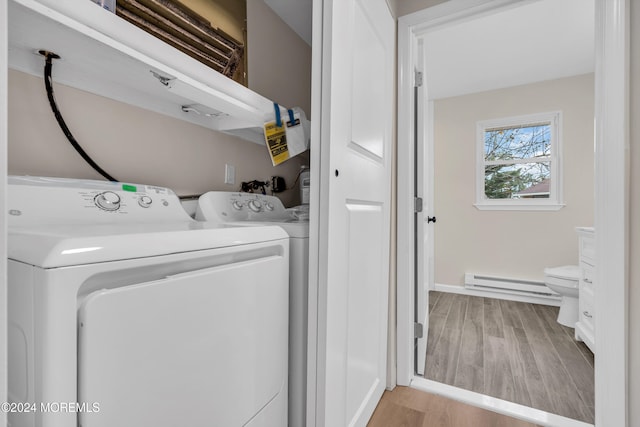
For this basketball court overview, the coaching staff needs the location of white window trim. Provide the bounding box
[474,111,564,211]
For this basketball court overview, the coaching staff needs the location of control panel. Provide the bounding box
[89,189,167,212]
[8,176,192,226]
[196,192,294,223]
[233,198,277,214]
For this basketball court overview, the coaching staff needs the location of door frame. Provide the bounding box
[396,1,629,426]
[306,0,325,424]
[307,0,394,425]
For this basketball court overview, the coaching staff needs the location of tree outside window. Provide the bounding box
[475,112,563,210]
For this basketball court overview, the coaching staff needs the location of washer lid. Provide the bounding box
[229,220,309,238]
[544,265,580,280]
[8,222,288,268]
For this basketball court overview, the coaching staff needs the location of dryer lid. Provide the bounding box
[8,222,288,268]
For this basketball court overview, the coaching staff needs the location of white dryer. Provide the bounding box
[195,192,309,427]
[7,176,289,427]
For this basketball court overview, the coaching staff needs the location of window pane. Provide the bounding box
[484,162,550,199]
[484,124,551,161]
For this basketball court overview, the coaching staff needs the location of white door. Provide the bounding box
[309,0,394,425]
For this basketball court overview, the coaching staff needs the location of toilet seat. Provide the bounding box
[544,265,580,289]
[544,265,580,327]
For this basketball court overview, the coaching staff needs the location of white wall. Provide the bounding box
[433,74,595,285]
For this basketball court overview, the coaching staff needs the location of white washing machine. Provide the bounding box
[195,192,309,427]
[7,176,289,427]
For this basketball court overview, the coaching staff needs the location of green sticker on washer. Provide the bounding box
[122,184,137,192]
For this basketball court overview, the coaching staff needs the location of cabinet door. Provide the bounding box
[310,0,395,425]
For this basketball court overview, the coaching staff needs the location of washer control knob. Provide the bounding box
[232,200,244,210]
[138,195,153,208]
[248,200,262,212]
[94,191,121,211]
[265,202,274,211]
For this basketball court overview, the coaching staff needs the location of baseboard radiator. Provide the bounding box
[464,273,560,301]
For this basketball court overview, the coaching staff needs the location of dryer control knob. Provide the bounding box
[95,191,121,211]
[138,195,153,208]
[248,200,262,212]
[265,202,274,211]
[232,200,244,210]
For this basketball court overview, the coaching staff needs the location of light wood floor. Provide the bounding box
[368,386,541,427]
[423,291,594,423]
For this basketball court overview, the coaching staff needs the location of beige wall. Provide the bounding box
[433,74,595,285]
[182,0,246,43]
[246,0,312,116]
[7,0,312,206]
[629,1,639,424]
[8,69,306,205]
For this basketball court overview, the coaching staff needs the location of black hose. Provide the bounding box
[42,51,117,182]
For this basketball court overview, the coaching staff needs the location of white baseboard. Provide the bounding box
[434,283,561,307]
[410,377,593,427]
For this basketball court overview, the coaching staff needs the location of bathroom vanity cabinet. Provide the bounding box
[575,227,595,353]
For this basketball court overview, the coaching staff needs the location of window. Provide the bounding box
[475,112,563,210]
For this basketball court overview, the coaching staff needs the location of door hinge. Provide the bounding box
[414,197,423,213]
[414,322,424,338]
[414,71,423,87]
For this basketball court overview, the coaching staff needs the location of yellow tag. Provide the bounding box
[264,121,290,166]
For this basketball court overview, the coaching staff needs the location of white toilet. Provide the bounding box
[544,265,581,327]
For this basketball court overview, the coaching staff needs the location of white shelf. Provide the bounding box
[8,0,281,145]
